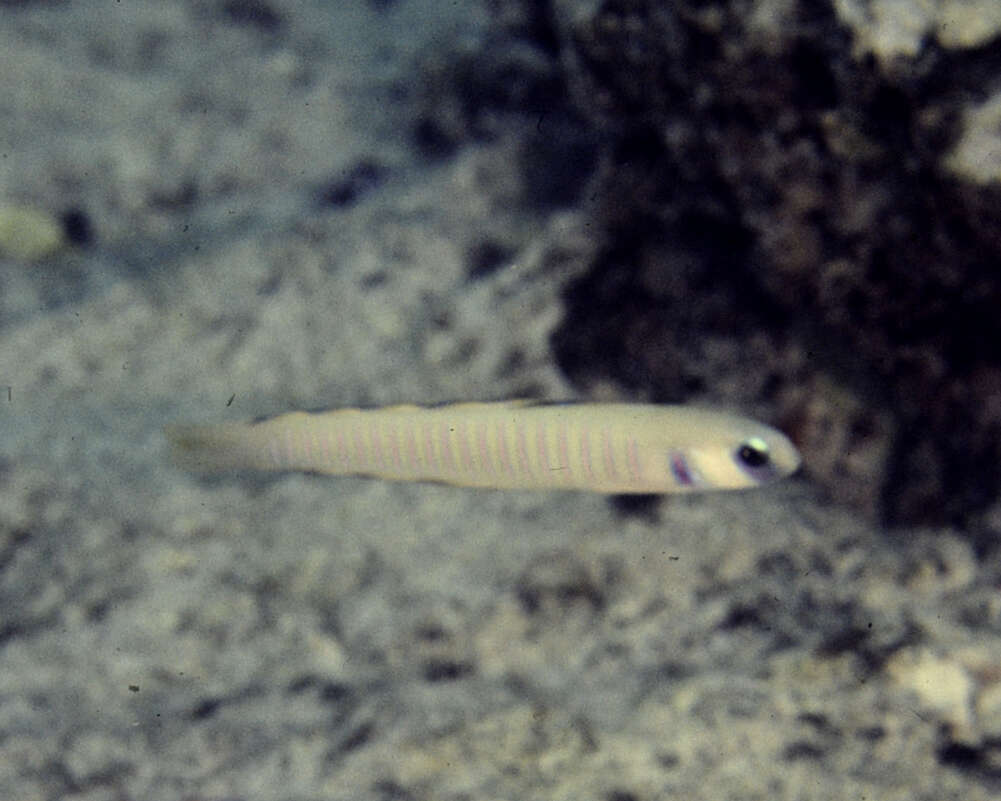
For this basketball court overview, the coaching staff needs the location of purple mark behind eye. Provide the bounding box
[669,451,694,487]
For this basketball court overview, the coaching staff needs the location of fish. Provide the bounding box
[165,401,800,493]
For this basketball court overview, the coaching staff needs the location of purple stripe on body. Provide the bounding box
[370,420,384,470]
[268,436,282,468]
[404,422,419,471]
[536,421,549,471]
[515,422,532,478]
[423,421,437,470]
[387,421,402,470]
[669,452,695,487]
[602,428,618,480]
[496,419,512,476]
[440,422,456,471]
[305,430,316,466]
[457,421,473,472]
[626,438,641,482]
[580,429,596,482]
[320,428,332,467]
[336,427,350,465]
[556,423,569,476]
[352,426,366,468]
[476,420,493,477]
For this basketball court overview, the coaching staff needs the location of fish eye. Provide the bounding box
[736,437,771,469]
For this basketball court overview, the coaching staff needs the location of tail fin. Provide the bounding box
[165,422,268,473]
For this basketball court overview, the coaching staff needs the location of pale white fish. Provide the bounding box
[166,401,800,493]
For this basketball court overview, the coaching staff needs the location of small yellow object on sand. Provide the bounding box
[0,204,65,260]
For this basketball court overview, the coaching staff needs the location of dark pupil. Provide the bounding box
[738,442,770,468]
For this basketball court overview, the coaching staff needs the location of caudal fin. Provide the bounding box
[165,422,267,472]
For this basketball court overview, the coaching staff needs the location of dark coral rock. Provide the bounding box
[487,0,1001,526]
